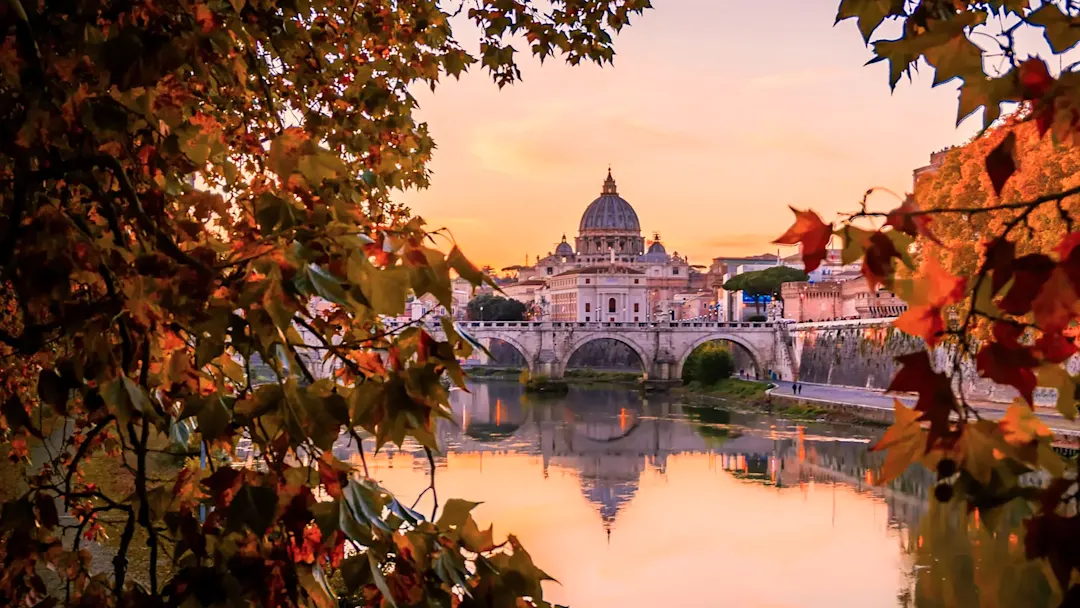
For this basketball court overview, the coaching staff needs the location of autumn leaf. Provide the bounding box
[888,351,956,443]
[1018,57,1054,99]
[985,131,1017,196]
[976,341,1038,404]
[1037,364,1079,419]
[773,207,832,272]
[835,0,905,43]
[862,231,901,290]
[869,399,925,485]
[893,257,965,346]
[999,253,1055,315]
[999,401,1052,446]
[884,195,937,243]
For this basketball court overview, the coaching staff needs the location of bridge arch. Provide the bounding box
[560,333,651,377]
[675,333,765,380]
[477,332,536,372]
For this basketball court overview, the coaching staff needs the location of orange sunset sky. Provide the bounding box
[395,0,987,270]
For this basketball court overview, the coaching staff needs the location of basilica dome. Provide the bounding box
[578,170,641,234]
[555,235,574,256]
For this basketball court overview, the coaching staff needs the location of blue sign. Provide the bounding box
[742,294,772,304]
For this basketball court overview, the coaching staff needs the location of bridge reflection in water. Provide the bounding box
[331,381,935,606]
[333,380,933,531]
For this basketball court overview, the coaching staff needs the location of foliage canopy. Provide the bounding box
[466,294,527,322]
[723,266,809,299]
[0,0,650,606]
[781,1,1080,604]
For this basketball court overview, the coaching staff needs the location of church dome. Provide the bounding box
[578,170,641,233]
[638,233,668,263]
[555,235,574,256]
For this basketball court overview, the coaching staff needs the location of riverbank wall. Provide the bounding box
[790,318,1080,407]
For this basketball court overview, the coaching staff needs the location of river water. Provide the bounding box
[334,381,936,607]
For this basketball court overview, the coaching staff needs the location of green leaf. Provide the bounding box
[297,149,347,185]
[304,264,349,306]
[437,498,481,529]
[362,267,409,316]
[37,369,69,415]
[225,484,279,536]
[447,246,491,288]
[1029,3,1080,54]
[196,395,231,440]
[368,551,398,608]
[924,33,984,86]
[957,74,1019,129]
[836,0,904,43]
[837,225,872,265]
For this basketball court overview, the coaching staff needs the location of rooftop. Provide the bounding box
[555,264,645,277]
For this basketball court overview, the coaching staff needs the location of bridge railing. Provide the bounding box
[381,320,776,331]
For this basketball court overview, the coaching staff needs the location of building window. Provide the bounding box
[586,316,590,322]
[546,267,553,275]
[585,278,590,284]
[634,316,639,322]
[633,303,640,313]
[634,279,639,284]
[608,298,616,313]
[673,268,679,275]
[585,303,591,312]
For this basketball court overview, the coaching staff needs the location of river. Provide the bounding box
[331,381,943,607]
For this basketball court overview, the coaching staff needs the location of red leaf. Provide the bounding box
[773,207,832,272]
[1035,331,1077,364]
[885,195,938,243]
[999,254,1055,315]
[976,341,1038,404]
[202,467,242,509]
[1019,58,1054,99]
[35,493,59,529]
[888,351,957,444]
[985,131,1017,196]
[862,231,900,290]
[1060,232,1080,295]
[985,238,1016,295]
[318,452,344,499]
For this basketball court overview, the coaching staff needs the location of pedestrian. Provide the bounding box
[797,383,803,395]
[792,383,797,395]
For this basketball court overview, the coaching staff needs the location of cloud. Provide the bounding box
[469,107,712,177]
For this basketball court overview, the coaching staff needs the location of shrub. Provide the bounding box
[682,342,735,385]
[747,314,768,322]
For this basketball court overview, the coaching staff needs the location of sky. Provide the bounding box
[394,0,985,270]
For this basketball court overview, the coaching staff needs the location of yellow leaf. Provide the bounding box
[959,420,1000,485]
[871,399,925,485]
[999,401,1052,446]
[1037,364,1078,420]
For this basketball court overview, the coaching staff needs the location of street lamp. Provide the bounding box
[480,305,484,321]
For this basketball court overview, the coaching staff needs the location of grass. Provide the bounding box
[682,377,770,400]
[522,374,569,394]
[465,366,523,378]
[563,369,641,383]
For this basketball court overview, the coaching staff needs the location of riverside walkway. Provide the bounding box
[768,380,1080,437]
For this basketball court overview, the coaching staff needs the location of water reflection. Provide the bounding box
[334,382,935,607]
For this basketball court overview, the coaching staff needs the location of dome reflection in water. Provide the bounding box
[330,382,1047,607]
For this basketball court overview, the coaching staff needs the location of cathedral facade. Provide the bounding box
[510,171,702,321]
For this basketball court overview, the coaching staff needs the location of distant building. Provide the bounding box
[544,265,648,323]
[504,170,697,320]
[780,277,907,322]
[913,148,951,185]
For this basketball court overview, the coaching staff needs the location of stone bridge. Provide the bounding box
[418,320,795,381]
